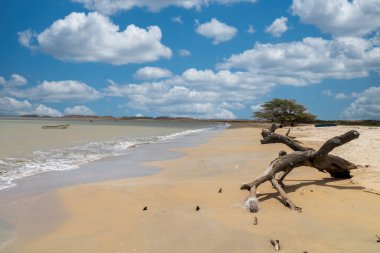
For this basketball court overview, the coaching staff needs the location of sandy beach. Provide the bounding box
[5,125,380,253]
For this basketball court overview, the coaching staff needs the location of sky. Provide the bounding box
[0,0,379,120]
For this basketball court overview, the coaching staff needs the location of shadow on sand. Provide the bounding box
[257,177,364,206]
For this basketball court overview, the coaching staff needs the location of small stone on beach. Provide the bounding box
[196,206,200,211]
[143,206,148,211]
[218,188,222,193]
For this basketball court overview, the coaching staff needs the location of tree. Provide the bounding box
[254,99,316,126]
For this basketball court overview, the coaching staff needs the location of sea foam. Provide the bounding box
[0,126,216,191]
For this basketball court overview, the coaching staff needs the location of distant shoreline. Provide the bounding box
[6,114,378,127]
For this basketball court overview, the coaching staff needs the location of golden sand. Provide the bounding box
[7,126,380,253]
[284,125,380,194]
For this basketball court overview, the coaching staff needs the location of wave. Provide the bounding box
[0,126,220,191]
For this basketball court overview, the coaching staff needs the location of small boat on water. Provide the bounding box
[42,124,70,129]
[314,123,338,128]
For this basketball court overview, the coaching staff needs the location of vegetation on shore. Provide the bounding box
[253,99,316,126]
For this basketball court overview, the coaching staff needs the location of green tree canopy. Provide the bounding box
[253,99,316,126]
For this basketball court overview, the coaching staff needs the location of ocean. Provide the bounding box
[0,118,223,191]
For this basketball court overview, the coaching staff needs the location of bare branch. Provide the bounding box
[241,127,360,212]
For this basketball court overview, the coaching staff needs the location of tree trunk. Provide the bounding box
[260,124,357,178]
[241,124,359,212]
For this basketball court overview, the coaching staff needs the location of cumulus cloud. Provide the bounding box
[196,18,237,44]
[103,67,278,119]
[218,36,380,86]
[342,86,380,119]
[18,12,172,65]
[34,104,63,117]
[265,17,288,37]
[105,81,237,119]
[291,0,380,37]
[134,67,172,80]
[0,97,62,117]
[71,0,257,15]
[9,80,101,102]
[0,74,27,87]
[64,105,96,115]
[178,49,191,57]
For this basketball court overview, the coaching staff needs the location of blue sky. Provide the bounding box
[0,0,379,120]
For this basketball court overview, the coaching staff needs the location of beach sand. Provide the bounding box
[282,125,380,194]
[6,125,380,252]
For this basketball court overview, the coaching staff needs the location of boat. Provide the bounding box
[314,123,338,128]
[42,124,70,129]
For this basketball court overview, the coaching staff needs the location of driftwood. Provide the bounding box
[241,124,359,212]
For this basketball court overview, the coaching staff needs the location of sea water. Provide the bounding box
[0,118,221,191]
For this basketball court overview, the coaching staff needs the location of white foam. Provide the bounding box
[0,125,221,191]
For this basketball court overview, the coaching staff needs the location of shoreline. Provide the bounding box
[4,125,380,252]
[0,118,221,191]
[0,123,224,251]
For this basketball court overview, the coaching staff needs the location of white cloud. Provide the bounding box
[334,92,350,100]
[0,74,27,87]
[291,0,380,37]
[11,74,28,86]
[134,67,172,80]
[342,86,380,119]
[322,90,350,99]
[218,36,380,86]
[322,89,333,96]
[247,24,255,34]
[105,81,237,119]
[71,0,257,15]
[322,90,357,100]
[250,104,262,112]
[171,16,183,24]
[103,67,278,119]
[18,12,172,65]
[265,16,288,37]
[178,49,191,57]
[0,97,31,116]
[0,97,62,117]
[9,80,101,102]
[64,105,96,115]
[17,29,37,50]
[196,18,237,44]
[34,104,63,117]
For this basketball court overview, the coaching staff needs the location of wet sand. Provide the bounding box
[5,126,380,253]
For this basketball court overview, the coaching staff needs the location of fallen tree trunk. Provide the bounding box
[241,124,359,212]
[260,124,357,178]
